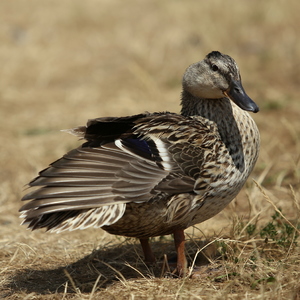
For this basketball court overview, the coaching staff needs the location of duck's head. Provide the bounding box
[182,51,259,113]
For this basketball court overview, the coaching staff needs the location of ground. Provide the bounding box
[0,0,300,299]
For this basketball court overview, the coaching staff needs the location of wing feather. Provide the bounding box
[20,113,215,232]
[20,140,171,231]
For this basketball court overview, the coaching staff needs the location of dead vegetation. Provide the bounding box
[0,0,300,299]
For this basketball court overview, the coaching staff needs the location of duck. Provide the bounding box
[20,51,260,276]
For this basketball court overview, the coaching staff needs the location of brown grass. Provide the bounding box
[1,0,300,299]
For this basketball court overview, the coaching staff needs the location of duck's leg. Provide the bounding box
[139,238,156,264]
[173,229,187,276]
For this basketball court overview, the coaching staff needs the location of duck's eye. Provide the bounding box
[212,64,219,71]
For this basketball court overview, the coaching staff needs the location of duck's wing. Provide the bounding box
[20,113,220,232]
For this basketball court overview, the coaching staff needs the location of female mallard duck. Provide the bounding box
[20,51,260,276]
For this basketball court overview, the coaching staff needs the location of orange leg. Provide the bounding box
[173,229,187,276]
[139,238,156,264]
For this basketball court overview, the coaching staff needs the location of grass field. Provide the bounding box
[1,0,300,299]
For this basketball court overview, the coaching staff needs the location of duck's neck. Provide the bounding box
[181,90,236,122]
[181,90,248,172]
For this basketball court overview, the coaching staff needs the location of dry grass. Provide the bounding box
[1,0,300,299]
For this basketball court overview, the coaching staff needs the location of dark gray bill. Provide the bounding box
[224,79,259,113]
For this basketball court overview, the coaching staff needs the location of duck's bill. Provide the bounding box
[223,79,259,113]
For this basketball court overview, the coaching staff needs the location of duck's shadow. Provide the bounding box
[6,238,219,296]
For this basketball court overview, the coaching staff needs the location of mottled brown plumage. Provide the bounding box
[20,51,260,276]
